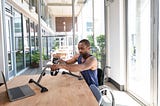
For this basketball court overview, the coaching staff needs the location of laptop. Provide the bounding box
[1,71,35,102]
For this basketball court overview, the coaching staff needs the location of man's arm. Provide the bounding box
[51,56,97,72]
[59,54,79,64]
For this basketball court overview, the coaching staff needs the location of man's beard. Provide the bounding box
[81,52,90,59]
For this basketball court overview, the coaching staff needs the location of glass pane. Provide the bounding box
[6,16,13,72]
[127,0,151,103]
[42,34,48,61]
[30,21,35,51]
[35,24,39,50]
[77,0,105,68]
[13,10,24,72]
[92,0,105,68]
[24,17,31,67]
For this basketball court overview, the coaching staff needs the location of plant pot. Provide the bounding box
[31,62,39,68]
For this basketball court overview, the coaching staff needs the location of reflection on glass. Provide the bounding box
[77,0,105,68]
[30,24,39,51]
[30,21,35,51]
[35,24,39,50]
[42,34,50,66]
[24,18,31,67]
[6,16,13,72]
[127,0,151,103]
[13,10,24,72]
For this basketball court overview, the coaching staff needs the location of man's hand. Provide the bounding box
[50,64,60,71]
[58,59,66,64]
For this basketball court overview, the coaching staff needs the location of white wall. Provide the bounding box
[107,0,126,86]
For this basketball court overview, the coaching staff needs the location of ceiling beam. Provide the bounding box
[47,3,72,6]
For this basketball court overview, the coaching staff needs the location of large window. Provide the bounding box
[24,17,31,67]
[13,10,24,73]
[42,30,49,61]
[6,15,13,76]
[127,0,151,104]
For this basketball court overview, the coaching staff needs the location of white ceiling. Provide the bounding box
[46,0,86,17]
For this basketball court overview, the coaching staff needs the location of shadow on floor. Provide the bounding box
[21,68,141,106]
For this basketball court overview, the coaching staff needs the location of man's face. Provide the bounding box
[78,42,90,56]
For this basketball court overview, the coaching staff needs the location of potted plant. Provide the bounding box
[31,50,40,68]
[42,54,50,66]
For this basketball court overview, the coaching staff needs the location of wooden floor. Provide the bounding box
[20,67,51,75]
[20,67,141,106]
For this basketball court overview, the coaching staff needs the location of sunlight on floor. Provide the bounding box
[104,82,142,106]
[113,91,141,106]
[102,90,141,106]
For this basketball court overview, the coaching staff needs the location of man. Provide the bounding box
[50,39,99,86]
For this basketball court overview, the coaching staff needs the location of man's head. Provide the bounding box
[78,39,91,57]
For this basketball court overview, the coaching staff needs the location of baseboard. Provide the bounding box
[108,77,124,91]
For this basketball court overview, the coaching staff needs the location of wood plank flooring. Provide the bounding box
[20,67,141,106]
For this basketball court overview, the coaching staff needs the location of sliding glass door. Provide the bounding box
[13,10,24,73]
[127,0,151,104]
[5,15,15,77]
